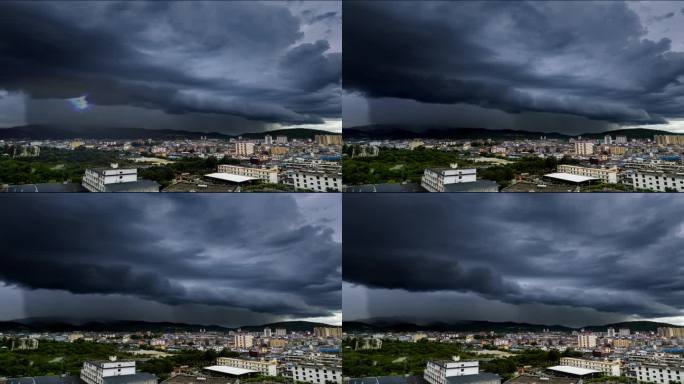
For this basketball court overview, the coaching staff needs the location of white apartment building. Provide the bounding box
[263,327,273,338]
[81,358,156,384]
[216,357,277,376]
[577,334,598,349]
[276,136,288,144]
[235,142,255,156]
[575,141,595,156]
[276,328,287,337]
[217,164,278,184]
[264,135,273,145]
[234,334,254,349]
[619,328,631,337]
[557,165,618,184]
[421,165,477,192]
[559,357,621,376]
[81,359,136,384]
[82,164,137,192]
[424,359,480,384]
[633,170,684,192]
[314,327,342,338]
[292,364,341,384]
[636,364,684,384]
[293,171,342,192]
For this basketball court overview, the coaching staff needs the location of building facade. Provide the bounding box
[216,357,277,376]
[636,364,684,384]
[80,359,155,384]
[575,142,595,156]
[421,165,477,192]
[314,135,343,146]
[292,364,342,384]
[314,327,342,338]
[424,359,480,384]
[82,166,137,192]
[235,142,255,156]
[293,171,342,192]
[633,170,684,192]
[577,334,598,349]
[234,334,254,349]
[559,358,621,376]
[557,165,618,184]
[217,164,278,184]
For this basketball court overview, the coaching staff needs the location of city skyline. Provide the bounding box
[343,1,684,134]
[0,1,341,133]
[0,194,341,326]
[343,194,684,327]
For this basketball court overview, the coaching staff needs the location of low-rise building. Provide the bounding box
[217,164,278,184]
[292,364,342,384]
[215,357,277,376]
[557,165,618,184]
[636,363,684,384]
[81,358,156,384]
[421,165,477,192]
[558,358,620,376]
[293,171,342,192]
[425,359,480,384]
[633,170,684,192]
[82,164,159,192]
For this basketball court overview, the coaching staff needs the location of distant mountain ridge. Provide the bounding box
[0,124,338,140]
[344,319,682,333]
[0,318,339,333]
[343,124,681,141]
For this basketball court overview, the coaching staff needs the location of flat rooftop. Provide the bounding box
[543,172,598,183]
[204,173,258,183]
[546,366,600,376]
[203,366,257,376]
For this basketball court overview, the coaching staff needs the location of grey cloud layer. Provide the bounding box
[343,1,684,126]
[343,194,684,319]
[0,1,340,126]
[0,195,341,319]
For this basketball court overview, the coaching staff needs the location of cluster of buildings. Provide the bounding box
[346,325,684,384]
[345,133,684,192]
[2,132,342,193]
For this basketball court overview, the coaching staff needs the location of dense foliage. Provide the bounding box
[0,147,121,184]
[343,146,581,188]
[342,339,582,380]
[137,157,226,187]
[0,340,123,377]
[342,147,473,185]
[137,349,239,380]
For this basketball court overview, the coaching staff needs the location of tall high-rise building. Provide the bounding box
[234,334,254,349]
[264,135,273,145]
[577,334,597,348]
[235,142,255,156]
[575,141,595,156]
[313,327,342,338]
[275,328,287,337]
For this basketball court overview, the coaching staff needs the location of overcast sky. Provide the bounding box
[0,1,341,133]
[343,194,684,328]
[343,1,684,134]
[0,194,341,327]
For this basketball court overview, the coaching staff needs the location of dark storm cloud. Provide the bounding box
[343,194,684,321]
[0,195,341,320]
[0,1,340,127]
[344,1,684,128]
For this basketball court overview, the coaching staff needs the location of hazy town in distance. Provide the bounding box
[0,194,342,383]
[342,1,684,192]
[0,1,341,192]
[342,194,684,384]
